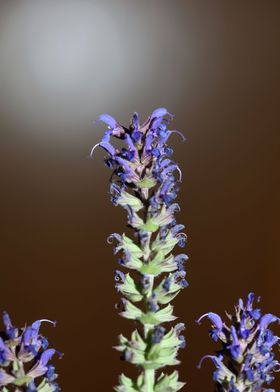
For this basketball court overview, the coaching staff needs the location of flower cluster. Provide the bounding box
[0,312,61,392]
[197,293,280,391]
[92,108,187,391]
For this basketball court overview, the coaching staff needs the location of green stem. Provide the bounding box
[140,189,156,391]
[144,368,155,392]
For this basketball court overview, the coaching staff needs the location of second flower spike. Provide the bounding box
[197,293,280,392]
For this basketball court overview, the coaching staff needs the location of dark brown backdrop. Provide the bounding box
[0,1,279,390]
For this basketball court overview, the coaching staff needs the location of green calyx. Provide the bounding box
[140,221,159,233]
[13,376,32,387]
[120,302,177,326]
[137,177,157,189]
[115,371,185,392]
[116,191,144,212]
[115,327,183,372]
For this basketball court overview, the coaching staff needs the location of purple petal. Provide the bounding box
[98,114,118,129]
[40,349,56,366]
[229,326,241,360]
[23,327,33,345]
[246,292,255,310]
[130,112,140,131]
[2,312,12,331]
[99,142,116,156]
[124,134,137,156]
[27,349,58,379]
[2,312,17,339]
[259,314,280,330]
[101,130,112,143]
[151,108,169,119]
[0,337,14,361]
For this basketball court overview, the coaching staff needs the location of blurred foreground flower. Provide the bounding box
[0,312,61,392]
[92,108,187,391]
[197,293,280,392]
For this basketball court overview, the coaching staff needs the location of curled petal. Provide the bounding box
[198,354,223,369]
[196,312,223,331]
[177,166,182,182]
[198,355,236,383]
[169,129,186,142]
[31,319,56,331]
[161,164,179,178]
[89,141,116,159]
[107,233,122,244]
[115,270,125,284]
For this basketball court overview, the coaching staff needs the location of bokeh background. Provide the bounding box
[0,1,279,390]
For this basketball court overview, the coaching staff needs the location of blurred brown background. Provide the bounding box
[0,1,279,390]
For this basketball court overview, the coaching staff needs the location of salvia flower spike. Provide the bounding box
[197,293,280,392]
[0,312,61,392]
[92,108,187,391]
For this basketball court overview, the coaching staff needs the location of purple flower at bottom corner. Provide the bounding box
[0,311,62,391]
[197,293,280,392]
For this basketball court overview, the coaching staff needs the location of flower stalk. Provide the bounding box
[92,108,187,391]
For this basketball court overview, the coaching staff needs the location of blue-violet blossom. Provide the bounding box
[0,312,61,392]
[197,293,280,392]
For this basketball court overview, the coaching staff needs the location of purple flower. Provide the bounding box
[198,293,280,391]
[0,312,61,390]
[152,326,166,344]
[28,349,59,379]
